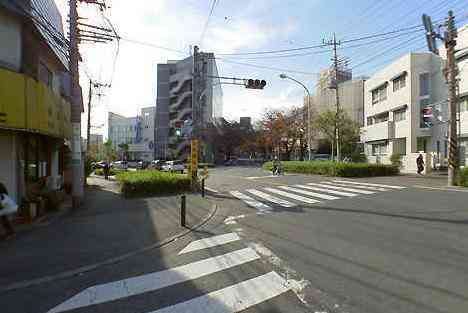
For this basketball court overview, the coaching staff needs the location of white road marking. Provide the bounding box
[205,187,219,193]
[149,271,289,313]
[325,181,388,191]
[279,186,340,200]
[412,185,468,192]
[333,180,406,189]
[294,184,358,197]
[246,189,296,207]
[179,233,240,254]
[307,182,375,194]
[230,191,272,212]
[264,188,320,204]
[47,248,260,313]
[246,175,280,180]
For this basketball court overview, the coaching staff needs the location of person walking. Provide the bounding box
[0,182,15,239]
[416,154,425,175]
[104,162,109,180]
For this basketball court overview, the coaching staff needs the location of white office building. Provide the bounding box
[362,52,449,172]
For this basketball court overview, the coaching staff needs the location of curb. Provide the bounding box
[0,202,218,294]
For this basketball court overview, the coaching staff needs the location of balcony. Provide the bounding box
[362,121,394,142]
[0,68,71,139]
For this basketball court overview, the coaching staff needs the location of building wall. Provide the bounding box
[0,131,18,201]
[155,63,173,159]
[0,9,21,71]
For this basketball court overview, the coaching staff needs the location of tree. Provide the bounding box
[118,143,129,160]
[103,139,117,162]
[313,110,361,159]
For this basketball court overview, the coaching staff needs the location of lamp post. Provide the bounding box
[279,74,312,161]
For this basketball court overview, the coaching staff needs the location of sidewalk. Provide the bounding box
[0,176,215,290]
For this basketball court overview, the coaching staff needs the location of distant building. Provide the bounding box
[239,117,252,130]
[155,53,223,161]
[107,107,155,161]
[361,52,448,172]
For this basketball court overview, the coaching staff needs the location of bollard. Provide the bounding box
[180,194,186,227]
[201,178,205,198]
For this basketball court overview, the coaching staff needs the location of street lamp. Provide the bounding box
[279,73,312,161]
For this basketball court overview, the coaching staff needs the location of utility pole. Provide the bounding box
[191,45,200,183]
[324,33,342,161]
[422,11,459,186]
[445,11,459,186]
[86,79,93,154]
[69,0,83,208]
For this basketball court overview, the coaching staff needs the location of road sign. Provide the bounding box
[191,139,198,180]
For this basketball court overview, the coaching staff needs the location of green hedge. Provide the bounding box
[116,170,191,197]
[263,161,399,177]
[457,167,468,187]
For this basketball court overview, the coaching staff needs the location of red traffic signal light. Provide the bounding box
[245,79,267,89]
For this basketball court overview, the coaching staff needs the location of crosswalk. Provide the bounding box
[230,180,406,212]
[47,233,295,313]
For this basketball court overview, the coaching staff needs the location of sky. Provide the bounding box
[53,0,467,138]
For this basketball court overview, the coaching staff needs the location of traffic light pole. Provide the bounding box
[446,11,458,186]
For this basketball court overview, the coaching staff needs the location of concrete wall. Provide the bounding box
[0,9,21,71]
[0,131,18,201]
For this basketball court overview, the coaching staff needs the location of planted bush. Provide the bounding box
[116,170,191,197]
[457,167,468,187]
[263,161,399,177]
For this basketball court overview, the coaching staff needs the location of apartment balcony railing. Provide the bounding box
[0,68,72,139]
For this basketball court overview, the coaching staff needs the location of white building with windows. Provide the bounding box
[362,52,449,172]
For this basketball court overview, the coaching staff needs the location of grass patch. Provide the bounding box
[116,170,191,197]
[263,161,399,177]
[456,167,468,187]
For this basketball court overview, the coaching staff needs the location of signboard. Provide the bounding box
[191,139,198,180]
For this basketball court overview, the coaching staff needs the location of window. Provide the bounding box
[367,117,374,126]
[417,137,427,152]
[371,84,388,104]
[374,112,389,123]
[393,109,406,122]
[372,143,387,155]
[459,96,468,112]
[419,73,430,97]
[38,62,53,87]
[393,138,406,155]
[393,75,406,92]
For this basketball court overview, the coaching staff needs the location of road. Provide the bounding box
[1,166,467,313]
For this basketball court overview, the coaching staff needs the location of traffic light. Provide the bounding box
[422,14,439,55]
[175,121,183,137]
[245,79,267,89]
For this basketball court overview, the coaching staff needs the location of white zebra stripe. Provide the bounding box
[47,248,260,313]
[230,191,272,212]
[246,189,296,207]
[293,184,358,197]
[179,233,240,255]
[278,186,340,200]
[307,183,375,194]
[332,180,406,189]
[325,181,388,191]
[150,271,289,313]
[264,188,320,204]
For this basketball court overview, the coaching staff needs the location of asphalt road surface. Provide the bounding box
[1,166,468,313]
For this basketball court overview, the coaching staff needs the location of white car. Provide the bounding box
[161,160,185,173]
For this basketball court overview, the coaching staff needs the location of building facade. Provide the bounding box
[155,54,223,161]
[361,52,448,172]
[107,107,155,161]
[0,0,73,202]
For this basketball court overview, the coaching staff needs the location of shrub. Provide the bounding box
[390,154,403,169]
[116,170,191,197]
[263,161,399,177]
[84,157,94,178]
[457,167,468,187]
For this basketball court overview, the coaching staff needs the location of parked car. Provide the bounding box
[313,154,331,161]
[92,161,107,169]
[161,160,185,173]
[137,160,150,169]
[111,160,128,169]
[127,160,140,168]
[223,158,238,166]
[149,160,163,170]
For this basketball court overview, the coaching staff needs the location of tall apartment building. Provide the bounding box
[108,106,155,161]
[361,52,449,172]
[155,54,222,161]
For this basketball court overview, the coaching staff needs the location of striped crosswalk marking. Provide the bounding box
[246,189,296,207]
[325,181,388,192]
[179,233,240,255]
[264,187,320,204]
[230,191,272,212]
[332,180,406,189]
[47,248,260,313]
[294,184,358,197]
[279,186,340,200]
[307,182,375,194]
[150,271,289,313]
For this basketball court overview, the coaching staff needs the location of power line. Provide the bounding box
[199,0,218,47]
[214,57,319,76]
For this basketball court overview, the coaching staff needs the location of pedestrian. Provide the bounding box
[104,162,109,180]
[0,182,16,239]
[416,153,425,175]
